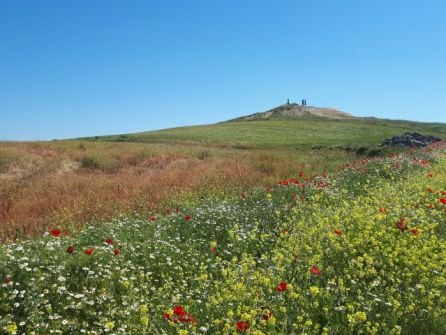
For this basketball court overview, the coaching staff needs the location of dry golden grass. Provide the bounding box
[0,140,357,239]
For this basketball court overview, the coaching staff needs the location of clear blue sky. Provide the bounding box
[1,0,445,141]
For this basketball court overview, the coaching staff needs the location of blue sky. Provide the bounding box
[1,0,445,140]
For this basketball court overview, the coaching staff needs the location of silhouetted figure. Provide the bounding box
[287,98,290,105]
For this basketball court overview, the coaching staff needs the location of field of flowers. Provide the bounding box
[1,144,445,334]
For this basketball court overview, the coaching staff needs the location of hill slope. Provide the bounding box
[87,106,446,149]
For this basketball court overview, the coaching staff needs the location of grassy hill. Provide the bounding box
[2,106,446,239]
[84,113,446,149]
[2,107,446,333]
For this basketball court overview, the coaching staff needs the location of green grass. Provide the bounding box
[83,115,446,149]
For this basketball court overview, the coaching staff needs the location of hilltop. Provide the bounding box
[228,103,354,121]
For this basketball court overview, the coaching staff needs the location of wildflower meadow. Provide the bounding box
[1,144,445,334]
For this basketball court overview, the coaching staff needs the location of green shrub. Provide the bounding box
[368,148,383,157]
[80,156,100,170]
[355,146,369,155]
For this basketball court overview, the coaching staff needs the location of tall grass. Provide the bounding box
[0,141,362,239]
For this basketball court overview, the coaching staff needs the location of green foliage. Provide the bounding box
[367,148,383,157]
[355,146,369,155]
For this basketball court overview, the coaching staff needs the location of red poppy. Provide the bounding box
[184,215,192,221]
[175,207,180,213]
[241,192,246,199]
[411,228,420,236]
[180,313,194,322]
[149,216,156,222]
[174,306,184,315]
[427,173,433,178]
[210,247,217,253]
[66,245,75,254]
[114,249,120,255]
[235,320,249,332]
[5,276,11,284]
[396,218,408,232]
[50,229,61,237]
[166,208,171,214]
[427,188,434,193]
[85,248,94,255]
[310,265,322,276]
[440,198,446,205]
[334,229,342,235]
[105,238,113,245]
[276,281,288,292]
[379,207,387,214]
[262,311,272,320]
[442,191,446,195]
[166,305,197,324]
